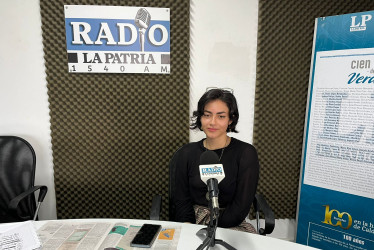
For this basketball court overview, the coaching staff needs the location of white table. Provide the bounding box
[32,218,318,250]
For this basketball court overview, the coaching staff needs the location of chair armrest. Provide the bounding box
[150,195,162,220]
[254,193,275,235]
[8,185,48,220]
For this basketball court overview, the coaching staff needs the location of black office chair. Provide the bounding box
[150,147,275,235]
[0,136,48,223]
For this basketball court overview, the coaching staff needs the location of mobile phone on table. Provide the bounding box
[130,224,162,248]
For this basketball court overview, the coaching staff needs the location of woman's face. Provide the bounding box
[200,99,232,140]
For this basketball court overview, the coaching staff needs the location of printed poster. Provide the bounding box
[64,5,170,74]
[296,11,374,249]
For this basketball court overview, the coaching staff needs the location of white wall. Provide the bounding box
[189,2,298,240]
[0,0,56,220]
[0,0,258,221]
[190,0,258,144]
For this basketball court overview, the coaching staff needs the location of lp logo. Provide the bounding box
[322,205,352,229]
[350,14,372,31]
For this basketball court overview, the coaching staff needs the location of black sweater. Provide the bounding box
[174,137,260,228]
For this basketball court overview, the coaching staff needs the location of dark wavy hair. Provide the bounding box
[190,88,239,133]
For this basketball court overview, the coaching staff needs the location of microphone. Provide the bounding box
[199,150,225,216]
[134,8,151,52]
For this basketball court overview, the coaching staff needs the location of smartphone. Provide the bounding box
[130,224,162,248]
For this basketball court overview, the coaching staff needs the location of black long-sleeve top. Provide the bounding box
[174,137,260,228]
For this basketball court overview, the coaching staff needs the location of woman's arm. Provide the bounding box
[174,149,196,224]
[218,145,260,227]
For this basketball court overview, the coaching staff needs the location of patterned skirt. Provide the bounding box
[193,205,257,234]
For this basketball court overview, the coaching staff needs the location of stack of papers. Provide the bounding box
[37,221,181,250]
[0,221,41,250]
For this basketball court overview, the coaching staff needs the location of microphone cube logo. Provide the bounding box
[202,166,223,176]
[64,5,170,74]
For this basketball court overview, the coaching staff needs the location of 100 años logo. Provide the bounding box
[322,205,352,229]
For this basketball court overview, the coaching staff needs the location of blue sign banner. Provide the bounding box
[315,13,374,52]
[296,10,374,250]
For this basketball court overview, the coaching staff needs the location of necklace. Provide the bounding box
[204,136,229,161]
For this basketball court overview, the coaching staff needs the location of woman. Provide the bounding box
[174,88,259,233]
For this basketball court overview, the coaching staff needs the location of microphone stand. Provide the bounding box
[196,202,236,250]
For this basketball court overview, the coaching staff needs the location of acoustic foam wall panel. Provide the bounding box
[254,0,374,218]
[40,0,189,220]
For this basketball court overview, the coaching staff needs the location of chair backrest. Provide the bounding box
[168,147,183,221]
[0,136,37,222]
